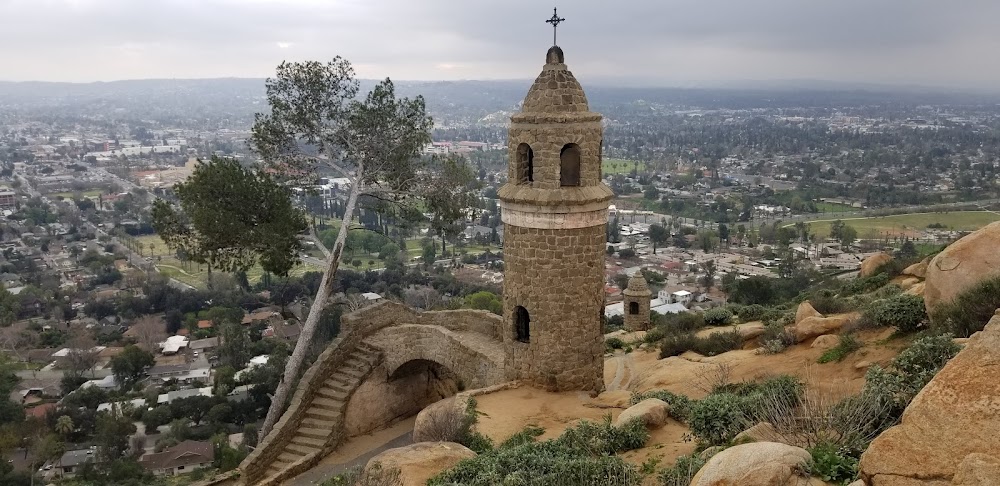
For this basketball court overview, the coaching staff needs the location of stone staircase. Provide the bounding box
[252,341,382,485]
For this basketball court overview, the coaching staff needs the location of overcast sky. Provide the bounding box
[2,0,999,89]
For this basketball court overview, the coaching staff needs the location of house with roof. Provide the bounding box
[157,387,212,405]
[196,320,213,330]
[56,449,99,477]
[189,337,219,351]
[262,322,301,342]
[139,440,215,476]
[241,309,282,327]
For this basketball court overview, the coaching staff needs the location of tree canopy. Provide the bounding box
[152,156,308,278]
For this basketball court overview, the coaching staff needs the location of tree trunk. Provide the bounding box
[259,176,362,439]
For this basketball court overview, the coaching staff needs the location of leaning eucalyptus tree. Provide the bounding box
[251,58,474,438]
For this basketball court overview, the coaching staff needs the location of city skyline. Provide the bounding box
[2,0,1000,90]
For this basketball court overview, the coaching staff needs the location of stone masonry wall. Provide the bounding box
[502,223,606,392]
[624,294,651,331]
[240,301,505,484]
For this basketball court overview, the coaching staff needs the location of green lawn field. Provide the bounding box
[602,159,646,175]
[801,211,1000,238]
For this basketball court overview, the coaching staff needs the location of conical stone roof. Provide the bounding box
[623,273,652,297]
[520,46,590,114]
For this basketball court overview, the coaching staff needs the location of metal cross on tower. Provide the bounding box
[545,8,565,46]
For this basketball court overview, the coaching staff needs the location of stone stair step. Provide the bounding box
[277,452,301,464]
[301,415,338,428]
[286,442,320,455]
[298,427,331,439]
[324,377,352,392]
[341,366,366,378]
[265,466,282,480]
[314,387,349,401]
[291,435,326,448]
[311,397,345,410]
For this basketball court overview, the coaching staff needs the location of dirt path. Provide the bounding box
[607,354,635,392]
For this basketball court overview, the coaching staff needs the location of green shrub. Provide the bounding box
[861,294,927,332]
[658,312,706,333]
[693,329,742,356]
[429,419,645,486]
[688,393,753,446]
[703,307,733,326]
[605,337,625,352]
[843,272,890,295]
[658,454,707,486]
[322,463,403,486]
[872,283,903,299]
[758,321,796,354]
[629,390,693,423]
[862,334,960,422]
[659,332,698,358]
[930,276,1000,337]
[809,442,859,484]
[737,304,768,322]
[810,293,851,315]
[644,326,666,344]
[818,334,862,364]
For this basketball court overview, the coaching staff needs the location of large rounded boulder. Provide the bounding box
[364,442,475,486]
[691,442,813,486]
[859,311,1000,484]
[924,221,1000,314]
[860,252,894,278]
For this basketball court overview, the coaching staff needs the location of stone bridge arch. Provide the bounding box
[238,301,509,486]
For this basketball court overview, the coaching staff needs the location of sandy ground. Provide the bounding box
[476,326,907,469]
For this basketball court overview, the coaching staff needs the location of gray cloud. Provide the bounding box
[1,0,998,89]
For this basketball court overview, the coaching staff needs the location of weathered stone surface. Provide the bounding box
[897,277,921,291]
[790,315,854,343]
[854,360,872,370]
[795,301,823,324]
[861,253,894,278]
[952,453,1000,485]
[902,257,931,279]
[811,334,840,349]
[905,281,926,297]
[365,442,476,486]
[924,221,1000,314]
[859,312,1000,485]
[734,422,779,443]
[411,397,466,443]
[691,442,813,486]
[614,398,668,428]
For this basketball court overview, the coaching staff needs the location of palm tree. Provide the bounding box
[55,415,74,437]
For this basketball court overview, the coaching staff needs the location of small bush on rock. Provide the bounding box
[693,329,742,356]
[809,442,859,484]
[605,337,625,352]
[861,294,927,332]
[630,390,693,423]
[703,307,733,326]
[810,293,851,315]
[659,332,698,358]
[818,334,862,363]
[758,321,796,355]
[429,418,646,486]
[688,393,752,446]
[930,276,1000,337]
[658,454,707,486]
[843,272,890,295]
[863,334,960,423]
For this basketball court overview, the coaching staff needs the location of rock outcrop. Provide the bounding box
[924,221,1000,314]
[795,301,823,324]
[413,397,466,443]
[364,442,475,486]
[614,398,668,428]
[810,334,840,349]
[691,442,813,486]
[902,257,931,279]
[860,253,894,278]
[859,311,1000,485]
[790,314,855,343]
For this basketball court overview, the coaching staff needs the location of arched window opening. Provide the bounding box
[560,143,582,186]
[514,306,530,343]
[629,301,639,315]
[516,143,534,184]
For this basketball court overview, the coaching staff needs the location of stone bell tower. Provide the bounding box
[499,44,613,392]
[623,273,652,332]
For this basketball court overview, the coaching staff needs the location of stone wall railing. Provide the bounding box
[240,300,504,484]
